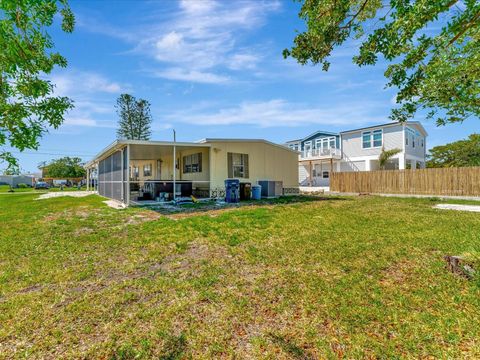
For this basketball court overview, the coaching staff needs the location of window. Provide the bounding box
[131,166,139,179]
[143,164,152,177]
[373,130,382,147]
[362,130,382,148]
[421,138,424,147]
[288,143,299,151]
[329,138,336,148]
[412,138,415,148]
[183,153,202,173]
[228,153,249,178]
[322,171,329,178]
[362,131,372,148]
[405,136,409,146]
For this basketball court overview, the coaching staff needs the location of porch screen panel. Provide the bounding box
[98,150,124,201]
[111,152,122,201]
[123,147,128,202]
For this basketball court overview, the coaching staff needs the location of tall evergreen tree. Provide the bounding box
[116,94,152,140]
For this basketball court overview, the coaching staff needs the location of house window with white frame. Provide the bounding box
[183,152,202,173]
[228,153,249,178]
[329,137,336,148]
[362,129,382,148]
[131,166,139,179]
[143,164,152,177]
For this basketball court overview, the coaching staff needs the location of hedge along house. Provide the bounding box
[84,138,299,205]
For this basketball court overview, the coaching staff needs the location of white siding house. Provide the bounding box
[286,121,428,186]
[339,121,427,171]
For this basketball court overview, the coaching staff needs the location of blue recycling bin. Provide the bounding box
[225,179,240,203]
[251,185,262,200]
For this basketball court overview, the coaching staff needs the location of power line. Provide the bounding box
[9,151,95,157]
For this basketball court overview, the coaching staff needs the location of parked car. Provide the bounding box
[34,182,50,190]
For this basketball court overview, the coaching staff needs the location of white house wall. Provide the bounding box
[340,160,366,172]
[404,123,426,159]
[341,124,404,158]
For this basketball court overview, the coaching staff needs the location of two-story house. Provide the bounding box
[286,131,342,186]
[286,121,428,186]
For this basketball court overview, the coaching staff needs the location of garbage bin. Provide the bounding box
[225,179,240,203]
[251,185,262,200]
[240,182,251,200]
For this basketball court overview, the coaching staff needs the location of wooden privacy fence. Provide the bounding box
[330,167,480,196]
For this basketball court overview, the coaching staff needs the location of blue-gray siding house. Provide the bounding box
[285,131,342,186]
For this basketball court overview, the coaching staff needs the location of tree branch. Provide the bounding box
[447,10,480,46]
[340,0,370,30]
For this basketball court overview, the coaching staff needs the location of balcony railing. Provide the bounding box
[300,148,342,159]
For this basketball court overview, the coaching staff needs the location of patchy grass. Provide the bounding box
[1,193,480,358]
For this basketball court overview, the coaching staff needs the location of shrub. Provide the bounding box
[16,183,28,188]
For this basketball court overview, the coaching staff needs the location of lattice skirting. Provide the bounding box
[283,187,300,195]
[210,187,226,199]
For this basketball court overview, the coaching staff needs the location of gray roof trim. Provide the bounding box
[285,130,339,145]
[340,121,428,136]
[84,140,211,168]
[197,138,299,154]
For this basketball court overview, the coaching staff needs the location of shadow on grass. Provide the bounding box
[159,333,187,360]
[142,195,348,216]
[268,333,316,360]
[112,333,186,360]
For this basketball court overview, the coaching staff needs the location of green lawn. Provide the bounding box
[0,193,479,358]
[0,184,87,193]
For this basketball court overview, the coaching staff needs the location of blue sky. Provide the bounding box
[12,0,478,173]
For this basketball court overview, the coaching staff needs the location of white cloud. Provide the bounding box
[50,71,124,97]
[228,53,260,70]
[136,0,281,82]
[63,117,97,127]
[47,70,125,128]
[153,68,229,84]
[165,99,387,128]
[179,0,218,14]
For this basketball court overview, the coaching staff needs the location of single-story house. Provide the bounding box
[84,138,299,205]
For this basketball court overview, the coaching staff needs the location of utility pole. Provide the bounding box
[173,129,176,202]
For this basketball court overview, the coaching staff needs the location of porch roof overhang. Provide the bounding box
[84,140,211,168]
[298,155,342,162]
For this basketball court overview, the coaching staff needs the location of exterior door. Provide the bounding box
[304,141,312,156]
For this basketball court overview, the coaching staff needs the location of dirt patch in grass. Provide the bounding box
[159,242,230,273]
[124,211,161,225]
[379,258,421,287]
[42,206,98,222]
[166,205,255,220]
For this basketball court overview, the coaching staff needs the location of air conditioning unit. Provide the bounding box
[257,180,283,198]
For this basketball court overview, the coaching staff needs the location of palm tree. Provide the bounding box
[379,147,402,170]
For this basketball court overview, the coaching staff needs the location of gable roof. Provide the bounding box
[285,130,339,144]
[85,137,298,168]
[197,138,298,153]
